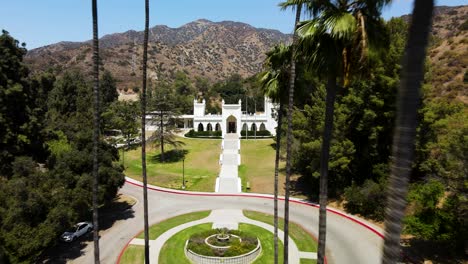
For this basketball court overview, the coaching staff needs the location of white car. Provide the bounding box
[60,222,93,242]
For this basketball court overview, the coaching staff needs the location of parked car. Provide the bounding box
[60,222,93,242]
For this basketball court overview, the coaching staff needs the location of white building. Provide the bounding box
[176,97,278,138]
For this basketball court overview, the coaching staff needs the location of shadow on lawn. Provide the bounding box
[150,149,189,163]
[39,194,135,264]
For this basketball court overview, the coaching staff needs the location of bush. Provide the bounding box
[343,179,386,221]
[240,130,272,137]
[185,129,221,138]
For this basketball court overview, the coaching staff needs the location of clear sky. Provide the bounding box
[1,0,466,49]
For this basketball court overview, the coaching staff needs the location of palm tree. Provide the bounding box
[296,1,390,263]
[141,0,150,263]
[381,1,434,263]
[259,43,291,264]
[91,0,100,262]
[278,1,305,262]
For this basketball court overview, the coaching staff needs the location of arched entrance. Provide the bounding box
[198,123,204,132]
[226,115,237,133]
[207,123,213,131]
[215,123,221,131]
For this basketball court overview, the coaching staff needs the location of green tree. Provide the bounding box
[294,0,390,262]
[100,70,119,108]
[259,44,291,263]
[0,30,46,176]
[277,2,304,262]
[382,0,435,262]
[148,84,184,162]
[102,100,140,164]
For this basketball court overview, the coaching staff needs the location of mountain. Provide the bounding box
[25,19,291,90]
[25,6,468,97]
[423,5,467,103]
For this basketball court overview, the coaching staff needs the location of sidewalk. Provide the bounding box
[217,134,241,193]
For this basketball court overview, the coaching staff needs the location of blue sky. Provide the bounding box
[1,0,466,49]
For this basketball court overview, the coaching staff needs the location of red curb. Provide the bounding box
[116,228,144,264]
[117,179,384,263]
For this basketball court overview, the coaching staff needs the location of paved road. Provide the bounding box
[71,181,384,264]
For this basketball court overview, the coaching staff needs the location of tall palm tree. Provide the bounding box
[296,1,389,263]
[91,0,100,263]
[259,43,291,264]
[141,0,150,263]
[381,1,434,263]
[278,2,305,262]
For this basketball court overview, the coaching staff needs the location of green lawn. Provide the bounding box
[300,259,317,264]
[137,211,210,240]
[243,210,318,252]
[159,223,213,264]
[120,245,145,264]
[239,223,284,264]
[123,137,221,191]
[240,139,286,195]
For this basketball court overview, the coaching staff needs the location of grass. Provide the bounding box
[158,223,284,264]
[122,137,221,191]
[159,223,213,264]
[300,259,317,264]
[243,210,318,252]
[119,245,145,264]
[239,139,286,195]
[137,210,210,240]
[239,223,284,264]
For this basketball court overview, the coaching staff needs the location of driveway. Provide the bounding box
[70,179,384,264]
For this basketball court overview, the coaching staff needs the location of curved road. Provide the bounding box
[72,180,384,264]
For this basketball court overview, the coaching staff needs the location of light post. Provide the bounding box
[182,156,186,189]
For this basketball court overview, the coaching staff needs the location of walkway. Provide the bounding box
[128,209,317,263]
[216,133,241,193]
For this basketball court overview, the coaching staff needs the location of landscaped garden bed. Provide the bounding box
[186,228,258,257]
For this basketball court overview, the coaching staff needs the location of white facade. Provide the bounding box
[178,97,278,138]
[147,97,278,138]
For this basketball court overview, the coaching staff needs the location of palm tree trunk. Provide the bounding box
[141,0,150,263]
[91,0,100,263]
[382,1,434,263]
[160,112,164,162]
[284,5,301,264]
[317,73,337,264]
[273,102,283,264]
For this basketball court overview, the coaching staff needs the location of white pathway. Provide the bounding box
[129,209,317,263]
[216,134,241,193]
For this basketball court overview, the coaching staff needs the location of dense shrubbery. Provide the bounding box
[240,130,272,137]
[343,179,387,221]
[185,129,222,138]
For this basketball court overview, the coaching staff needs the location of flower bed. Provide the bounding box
[186,229,258,257]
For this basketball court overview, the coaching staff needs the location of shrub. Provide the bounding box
[240,130,272,137]
[185,129,221,138]
[344,179,386,221]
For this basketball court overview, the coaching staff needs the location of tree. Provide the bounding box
[0,30,43,176]
[91,0,101,262]
[102,100,140,165]
[147,84,183,162]
[140,0,150,262]
[259,43,291,264]
[295,1,390,262]
[276,2,305,262]
[381,1,434,262]
[100,70,119,108]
